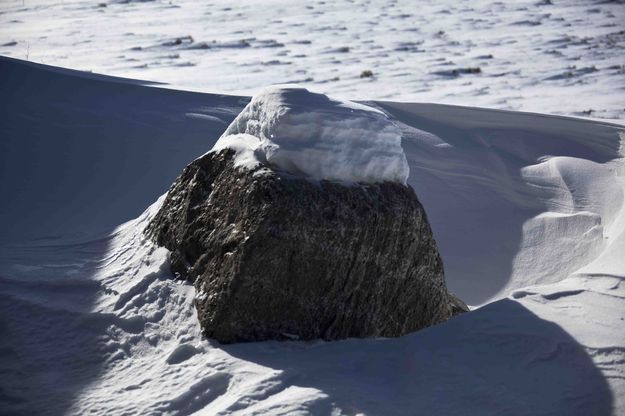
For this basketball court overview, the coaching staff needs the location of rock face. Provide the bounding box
[146,86,465,343]
[146,149,456,343]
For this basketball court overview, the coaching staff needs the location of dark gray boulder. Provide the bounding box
[146,148,457,343]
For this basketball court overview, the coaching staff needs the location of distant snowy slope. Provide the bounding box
[1,58,624,415]
[1,0,623,120]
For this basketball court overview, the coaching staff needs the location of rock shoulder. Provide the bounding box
[146,149,453,343]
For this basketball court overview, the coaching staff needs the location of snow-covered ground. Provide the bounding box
[1,56,624,415]
[1,0,624,121]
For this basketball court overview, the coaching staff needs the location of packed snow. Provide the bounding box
[1,56,625,415]
[212,85,408,184]
[1,0,624,121]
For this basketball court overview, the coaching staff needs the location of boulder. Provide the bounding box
[146,86,462,343]
[146,148,455,343]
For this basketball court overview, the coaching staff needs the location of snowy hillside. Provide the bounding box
[1,56,624,415]
[1,0,624,121]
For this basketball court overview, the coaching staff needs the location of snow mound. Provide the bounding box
[213,85,409,184]
[3,58,625,415]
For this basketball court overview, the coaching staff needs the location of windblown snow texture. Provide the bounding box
[1,0,623,121]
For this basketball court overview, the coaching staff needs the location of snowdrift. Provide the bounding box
[1,56,624,415]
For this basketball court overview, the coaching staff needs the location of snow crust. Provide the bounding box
[213,85,409,184]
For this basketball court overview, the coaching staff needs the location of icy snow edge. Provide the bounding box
[211,85,409,184]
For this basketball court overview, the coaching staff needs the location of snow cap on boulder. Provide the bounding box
[212,85,409,184]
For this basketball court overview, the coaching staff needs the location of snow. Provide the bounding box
[0,56,244,245]
[212,85,409,184]
[1,0,624,122]
[1,56,625,414]
[383,100,625,306]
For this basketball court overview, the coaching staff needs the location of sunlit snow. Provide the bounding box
[213,85,409,184]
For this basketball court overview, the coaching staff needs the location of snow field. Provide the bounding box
[2,0,623,121]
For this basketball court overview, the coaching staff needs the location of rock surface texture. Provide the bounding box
[146,149,458,343]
